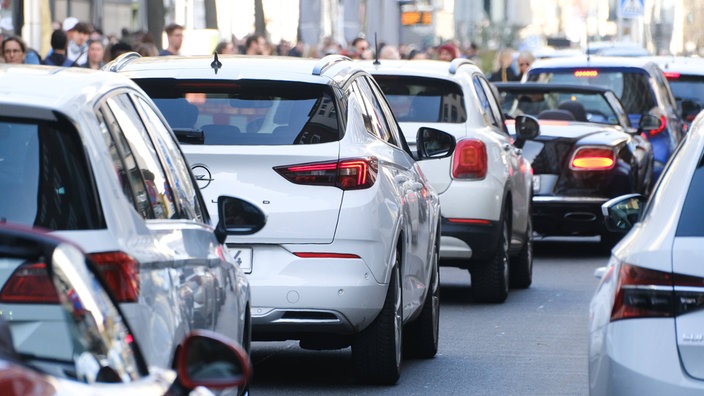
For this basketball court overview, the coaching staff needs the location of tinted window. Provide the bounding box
[676,153,704,236]
[135,79,340,146]
[372,75,467,123]
[0,117,104,230]
[528,69,656,115]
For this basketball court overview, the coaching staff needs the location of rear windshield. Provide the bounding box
[134,79,340,145]
[667,76,704,121]
[0,117,104,230]
[372,76,467,123]
[527,69,655,115]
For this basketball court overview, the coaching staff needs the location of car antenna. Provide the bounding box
[211,52,222,74]
[373,33,380,65]
[586,31,590,62]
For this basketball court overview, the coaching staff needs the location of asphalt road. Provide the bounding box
[248,237,610,395]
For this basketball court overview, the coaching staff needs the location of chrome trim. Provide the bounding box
[449,58,474,74]
[674,286,704,293]
[533,196,610,203]
[621,285,672,292]
[312,54,351,76]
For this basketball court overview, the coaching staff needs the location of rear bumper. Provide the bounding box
[533,196,609,237]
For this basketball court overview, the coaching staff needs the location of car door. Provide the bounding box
[475,75,530,241]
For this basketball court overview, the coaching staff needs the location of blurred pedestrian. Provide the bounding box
[489,48,518,82]
[215,39,236,55]
[2,36,26,64]
[43,29,71,66]
[516,50,535,81]
[135,42,158,57]
[108,41,132,60]
[437,43,459,61]
[378,44,401,60]
[350,36,372,60]
[82,39,105,69]
[244,34,267,55]
[64,18,91,66]
[159,23,184,56]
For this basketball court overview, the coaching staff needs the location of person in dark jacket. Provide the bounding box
[43,29,71,66]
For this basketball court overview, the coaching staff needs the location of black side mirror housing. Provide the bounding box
[513,114,540,149]
[214,196,266,244]
[415,127,456,160]
[601,193,646,233]
[637,114,663,134]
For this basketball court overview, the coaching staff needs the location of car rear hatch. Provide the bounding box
[139,79,345,244]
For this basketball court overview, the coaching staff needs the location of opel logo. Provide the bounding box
[191,164,213,189]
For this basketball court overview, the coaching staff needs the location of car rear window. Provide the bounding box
[134,79,340,146]
[372,76,467,123]
[666,75,704,121]
[0,117,105,230]
[527,69,656,116]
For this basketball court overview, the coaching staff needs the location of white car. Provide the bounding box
[109,53,457,385]
[591,110,704,394]
[0,64,255,371]
[362,58,539,303]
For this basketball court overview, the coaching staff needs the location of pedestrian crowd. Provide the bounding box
[0,16,534,81]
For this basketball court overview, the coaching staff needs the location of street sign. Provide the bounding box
[619,0,645,19]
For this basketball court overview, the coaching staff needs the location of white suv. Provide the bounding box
[109,53,457,385]
[0,64,255,370]
[363,59,539,303]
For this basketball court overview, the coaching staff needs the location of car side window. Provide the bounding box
[473,76,501,129]
[133,94,204,222]
[364,75,402,146]
[354,78,395,144]
[99,93,177,220]
[479,77,510,135]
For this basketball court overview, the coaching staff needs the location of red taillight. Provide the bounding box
[647,115,667,137]
[447,218,491,225]
[574,70,598,78]
[611,263,704,321]
[452,139,487,179]
[664,71,680,79]
[88,252,139,303]
[0,262,59,304]
[569,147,615,170]
[274,158,378,190]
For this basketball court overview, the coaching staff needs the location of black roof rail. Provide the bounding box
[312,54,352,76]
[103,51,142,72]
[448,58,475,75]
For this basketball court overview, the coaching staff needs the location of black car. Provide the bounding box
[494,82,657,245]
[525,56,684,182]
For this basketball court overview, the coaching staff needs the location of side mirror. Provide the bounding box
[637,114,663,134]
[601,193,645,233]
[214,196,266,243]
[513,114,540,149]
[176,329,252,390]
[415,127,456,160]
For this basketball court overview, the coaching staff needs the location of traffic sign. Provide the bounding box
[620,0,644,18]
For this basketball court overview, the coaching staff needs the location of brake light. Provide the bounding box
[663,71,680,79]
[274,158,378,190]
[0,262,59,304]
[88,252,139,303]
[574,70,598,78]
[447,218,491,225]
[647,115,667,137]
[452,139,487,179]
[611,263,704,321]
[569,147,615,170]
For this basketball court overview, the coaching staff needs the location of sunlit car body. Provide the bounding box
[0,64,252,370]
[361,58,539,303]
[109,53,457,385]
[0,222,251,395]
[647,55,704,132]
[526,56,684,181]
[590,110,704,395]
[494,82,654,245]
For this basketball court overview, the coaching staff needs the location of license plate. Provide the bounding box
[229,246,252,274]
[532,175,541,193]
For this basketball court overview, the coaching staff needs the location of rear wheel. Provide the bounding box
[403,239,439,359]
[510,212,533,289]
[470,213,510,303]
[352,255,402,385]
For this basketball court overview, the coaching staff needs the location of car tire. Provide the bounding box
[510,211,533,289]
[470,213,510,303]
[402,238,439,359]
[352,255,402,385]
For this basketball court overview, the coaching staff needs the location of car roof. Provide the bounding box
[0,64,138,114]
[108,53,361,86]
[528,55,659,71]
[357,58,482,80]
[645,56,704,76]
[493,81,614,95]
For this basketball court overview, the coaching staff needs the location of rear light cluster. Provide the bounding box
[274,157,378,190]
[0,251,139,304]
[647,115,668,137]
[610,263,704,321]
[452,139,487,179]
[569,147,615,171]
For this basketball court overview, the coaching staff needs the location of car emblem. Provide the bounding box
[191,164,213,189]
